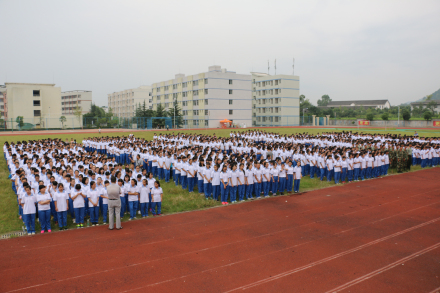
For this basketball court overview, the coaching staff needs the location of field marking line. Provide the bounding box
[324,242,440,293]
[223,216,440,292]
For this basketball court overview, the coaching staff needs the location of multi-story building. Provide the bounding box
[0,85,6,119]
[61,90,92,115]
[108,86,152,119]
[251,73,300,126]
[151,65,252,128]
[1,82,63,128]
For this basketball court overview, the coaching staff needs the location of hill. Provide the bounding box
[402,88,440,105]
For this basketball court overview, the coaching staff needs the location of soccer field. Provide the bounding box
[0,127,438,235]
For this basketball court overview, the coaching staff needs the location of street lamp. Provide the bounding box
[303,108,308,125]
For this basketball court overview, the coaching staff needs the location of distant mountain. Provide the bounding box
[402,88,440,105]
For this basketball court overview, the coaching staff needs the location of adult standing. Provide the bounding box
[107,176,122,230]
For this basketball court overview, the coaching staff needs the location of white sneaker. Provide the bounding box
[138,211,141,215]
[72,219,76,224]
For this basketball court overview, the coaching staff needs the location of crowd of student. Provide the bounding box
[6,130,439,235]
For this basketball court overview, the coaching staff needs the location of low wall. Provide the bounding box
[329,119,439,128]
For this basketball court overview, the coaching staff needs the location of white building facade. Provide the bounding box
[252,73,300,126]
[61,90,92,115]
[108,86,152,119]
[151,65,252,128]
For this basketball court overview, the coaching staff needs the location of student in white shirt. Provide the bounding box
[237,163,245,201]
[87,181,101,226]
[341,156,348,183]
[101,180,110,224]
[70,184,86,228]
[197,162,205,195]
[151,181,163,216]
[21,185,37,235]
[139,179,151,218]
[37,185,52,233]
[211,164,221,201]
[203,161,213,199]
[187,158,196,193]
[54,183,69,230]
[220,165,230,205]
[271,161,279,196]
[293,161,302,193]
[334,157,342,184]
[245,163,254,200]
[127,179,140,220]
[286,161,294,193]
[253,162,263,198]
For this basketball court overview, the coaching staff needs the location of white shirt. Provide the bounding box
[22,193,37,214]
[87,188,101,208]
[139,185,150,203]
[71,190,85,208]
[151,187,163,202]
[36,192,51,211]
[54,191,69,212]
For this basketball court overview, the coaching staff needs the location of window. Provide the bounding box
[165,94,169,100]
[193,80,198,86]
[275,107,279,113]
[229,110,233,115]
[32,90,40,96]
[34,110,41,116]
[275,117,279,122]
[157,87,160,92]
[205,99,208,105]
[194,120,199,126]
[165,103,169,108]
[205,120,208,126]
[33,100,40,106]
[193,110,199,115]
[205,110,208,115]
[182,101,188,106]
[275,80,278,85]
[263,108,266,113]
[173,84,177,90]
[263,99,266,104]
[182,82,187,88]
[149,99,152,103]
[229,99,233,105]
[229,79,233,84]
[204,89,208,94]
[262,117,266,122]
[193,90,198,96]
[279,89,282,94]
[204,78,208,84]
[183,92,187,97]
[229,90,233,94]
[193,100,199,106]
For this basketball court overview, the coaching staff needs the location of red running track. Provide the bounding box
[1,168,440,293]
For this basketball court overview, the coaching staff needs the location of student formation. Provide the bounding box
[7,130,439,235]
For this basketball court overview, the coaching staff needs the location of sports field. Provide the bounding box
[0,126,438,234]
[1,166,440,292]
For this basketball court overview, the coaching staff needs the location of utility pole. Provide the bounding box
[398,106,400,127]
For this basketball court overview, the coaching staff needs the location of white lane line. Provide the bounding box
[223,217,440,292]
[324,242,440,293]
[429,286,440,293]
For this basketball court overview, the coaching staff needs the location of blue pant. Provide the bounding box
[153,166,158,176]
[360,169,365,180]
[74,207,85,224]
[23,213,36,233]
[347,169,353,181]
[181,176,187,189]
[341,168,347,182]
[140,202,149,217]
[229,186,237,201]
[198,179,204,193]
[212,185,220,200]
[279,177,286,192]
[175,174,181,186]
[320,168,325,181]
[90,206,99,224]
[129,201,138,219]
[294,179,301,193]
[120,197,126,218]
[238,185,245,201]
[164,169,170,183]
[246,184,253,199]
[334,171,340,184]
[39,209,51,231]
[151,202,161,215]
[221,183,229,202]
[68,198,75,218]
[262,181,270,196]
[272,177,278,194]
[102,204,108,223]
[254,182,261,198]
[354,168,360,180]
[366,167,372,178]
[327,169,333,182]
[57,211,67,228]
[188,177,194,192]
[204,183,212,198]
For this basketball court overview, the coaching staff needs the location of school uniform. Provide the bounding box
[87,188,101,224]
[237,170,245,201]
[346,158,353,182]
[197,166,204,194]
[353,157,361,181]
[253,168,263,198]
[229,170,238,202]
[293,165,302,193]
[262,167,271,196]
[212,170,221,200]
[71,189,85,225]
[151,187,163,215]
[54,191,69,228]
[203,168,213,199]
[278,166,287,192]
[187,164,195,192]
[139,185,151,217]
[128,185,140,220]
[101,188,109,223]
[245,168,254,199]
[334,160,342,184]
[37,191,52,232]
[220,171,230,203]
[271,167,279,195]
[22,192,37,234]
[341,160,348,182]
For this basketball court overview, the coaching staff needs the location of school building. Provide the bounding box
[107,86,152,119]
[151,65,252,128]
[251,72,301,127]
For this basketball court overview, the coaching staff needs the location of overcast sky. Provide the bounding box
[1,0,439,107]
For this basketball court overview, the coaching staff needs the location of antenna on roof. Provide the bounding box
[292,58,295,75]
[275,59,276,75]
[268,60,270,74]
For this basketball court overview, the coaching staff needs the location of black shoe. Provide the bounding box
[281,192,284,195]
[108,228,114,230]
[64,227,68,230]
[117,226,123,230]
[60,227,64,231]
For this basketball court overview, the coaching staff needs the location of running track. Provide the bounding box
[1,168,440,293]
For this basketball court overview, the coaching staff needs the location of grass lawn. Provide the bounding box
[0,127,438,235]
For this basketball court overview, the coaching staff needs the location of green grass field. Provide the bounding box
[0,127,439,235]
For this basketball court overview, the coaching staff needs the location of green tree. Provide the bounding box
[83,103,106,127]
[16,116,24,129]
[317,94,332,106]
[366,113,374,121]
[381,113,389,120]
[168,99,183,128]
[427,100,437,114]
[423,110,433,121]
[402,109,411,121]
[153,103,166,128]
[59,116,66,128]
[299,94,305,103]
[73,105,83,128]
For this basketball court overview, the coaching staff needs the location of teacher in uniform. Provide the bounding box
[107,176,123,230]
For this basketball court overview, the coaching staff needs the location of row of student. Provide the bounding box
[18,175,164,235]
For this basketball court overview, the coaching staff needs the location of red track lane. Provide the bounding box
[1,168,439,293]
